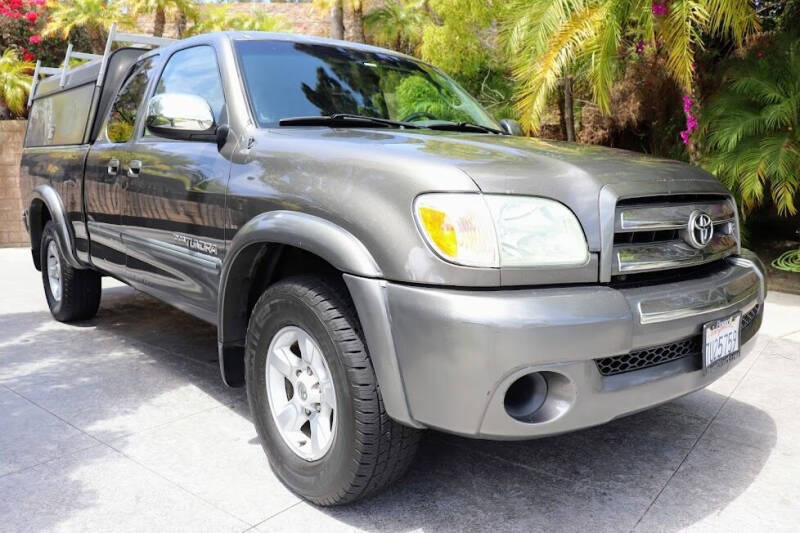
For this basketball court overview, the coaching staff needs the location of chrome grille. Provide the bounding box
[613,196,738,275]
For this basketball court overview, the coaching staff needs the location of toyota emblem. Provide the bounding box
[686,210,714,249]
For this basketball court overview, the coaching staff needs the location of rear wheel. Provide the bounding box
[40,222,101,322]
[245,275,421,505]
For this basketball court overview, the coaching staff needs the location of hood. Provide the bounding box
[259,128,730,250]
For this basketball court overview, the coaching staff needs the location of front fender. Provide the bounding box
[217,210,383,366]
[225,210,382,281]
[215,210,384,388]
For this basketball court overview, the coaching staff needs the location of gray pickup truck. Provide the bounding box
[20,31,765,505]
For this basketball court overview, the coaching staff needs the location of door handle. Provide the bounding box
[107,158,119,176]
[127,160,142,178]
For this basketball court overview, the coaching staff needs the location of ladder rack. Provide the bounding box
[28,23,176,106]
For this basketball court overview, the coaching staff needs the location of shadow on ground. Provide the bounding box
[0,286,778,532]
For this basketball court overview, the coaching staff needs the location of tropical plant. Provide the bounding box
[42,0,130,53]
[125,0,197,38]
[703,36,800,216]
[185,5,290,37]
[0,48,34,118]
[502,0,760,136]
[364,0,429,54]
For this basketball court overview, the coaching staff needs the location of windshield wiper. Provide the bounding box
[424,122,503,134]
[279,114,420,129]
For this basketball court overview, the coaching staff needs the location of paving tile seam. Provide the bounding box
[100,438,255,528]
[243,501,304,532]
[2,384,109,448]
[629,335,772,531]
[0,440,107,480]
[778,327,800,339]
[98,400,242,446]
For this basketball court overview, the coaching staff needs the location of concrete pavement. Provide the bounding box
[1,247,799,532]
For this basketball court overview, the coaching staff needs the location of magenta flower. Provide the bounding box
[635,40,646,55]
[680,94,698,146]
[652,2,669,16]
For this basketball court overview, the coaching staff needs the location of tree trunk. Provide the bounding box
[153,7,166,38]
[177,9,188,39]
[351,1,366,43]
[564,75,576,142]
[557,84,567,140]
[331,0,345,40]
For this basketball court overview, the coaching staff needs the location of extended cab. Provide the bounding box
[20,30,765,505]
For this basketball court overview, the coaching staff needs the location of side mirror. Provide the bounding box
[145,93,216,141]
[499,118,524,136]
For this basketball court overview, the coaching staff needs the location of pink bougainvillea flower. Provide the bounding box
[680,94,699,146]
[652,2,668,16]
[25,11,37,23]
[29,34,42,44]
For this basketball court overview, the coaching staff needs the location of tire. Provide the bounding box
[40,221,102,322]
[245,275,421,505]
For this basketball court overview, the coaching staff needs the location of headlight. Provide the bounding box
[414,193,588,268]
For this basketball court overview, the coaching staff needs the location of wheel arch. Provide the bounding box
[29,184,83,271]
[216,211,382,386]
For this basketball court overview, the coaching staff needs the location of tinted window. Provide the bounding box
[106,57,156,143]
[147,46,225,136]
[235,40,498,129]
[25,84,95,147]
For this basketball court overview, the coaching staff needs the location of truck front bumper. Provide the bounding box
[344,253,765,439]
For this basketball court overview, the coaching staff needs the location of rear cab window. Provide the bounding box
[106,57,158,144]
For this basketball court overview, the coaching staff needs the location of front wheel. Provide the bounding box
[245,276,421,505]
[40,221,101,322]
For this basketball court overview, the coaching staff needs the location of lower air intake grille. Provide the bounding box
[595,304,761,377]
[595,337,701,376]
[741,304,760,331]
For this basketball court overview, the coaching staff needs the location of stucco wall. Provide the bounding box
[0,120,27,247]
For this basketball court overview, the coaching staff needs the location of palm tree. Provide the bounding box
[351,0,366,43]
[42,0,131,53]
[704,36,800,216]
[314,0,370,41]
[364,0,430,54]
[502,0,759,135]
[0,49,34,118]
[332,0,345,40]
[126,0,197,38]
[185,5,290,37]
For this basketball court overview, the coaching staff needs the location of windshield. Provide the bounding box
[235,40,500,130]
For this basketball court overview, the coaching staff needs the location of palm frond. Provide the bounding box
[513,2,606,131]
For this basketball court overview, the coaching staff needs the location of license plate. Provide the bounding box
[702,313,741,371]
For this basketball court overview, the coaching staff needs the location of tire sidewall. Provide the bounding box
[40,224,64,317]
[246,284,359,501]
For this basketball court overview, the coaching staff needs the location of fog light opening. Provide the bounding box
[504,372,548,422]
